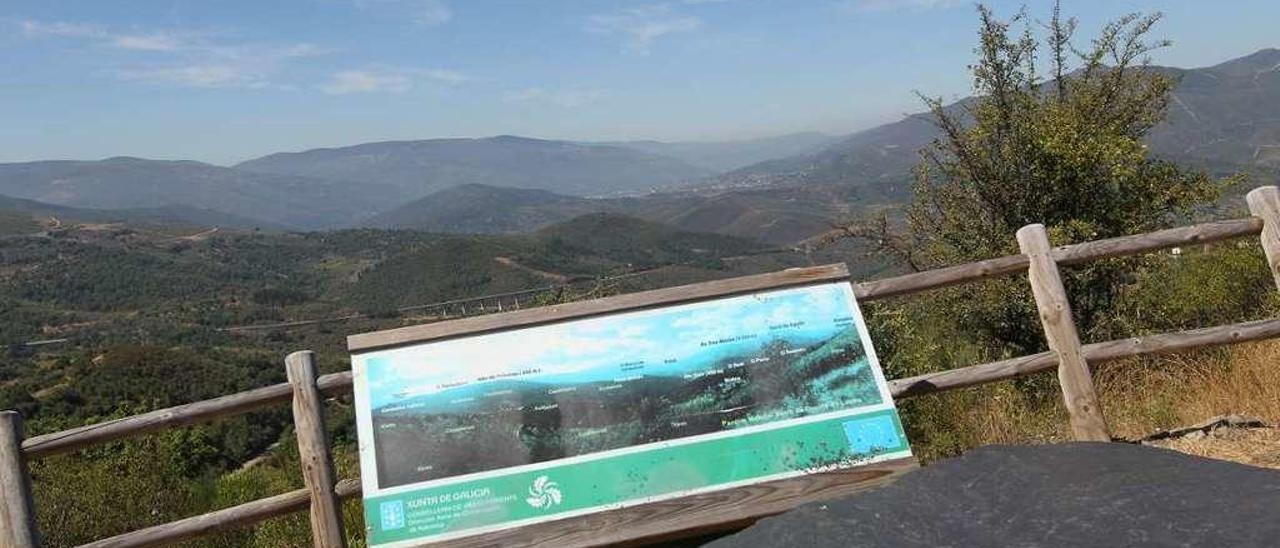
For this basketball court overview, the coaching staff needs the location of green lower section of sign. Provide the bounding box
[363,409,908,545]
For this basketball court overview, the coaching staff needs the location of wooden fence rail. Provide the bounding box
[2,186,1279,547]
[20,216,1266,459]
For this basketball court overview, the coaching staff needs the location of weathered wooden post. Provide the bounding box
[1246,186,1280,289]
[0,411,40,547]
[1016,224,1111,442]
[286,351,347,548]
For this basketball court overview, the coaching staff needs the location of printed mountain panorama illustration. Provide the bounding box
[371,323,879,488]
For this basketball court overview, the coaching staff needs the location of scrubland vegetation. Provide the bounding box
[859,4,1277,468]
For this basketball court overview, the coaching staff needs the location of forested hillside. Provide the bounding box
[368,182,890,246]
[0,207,852,544]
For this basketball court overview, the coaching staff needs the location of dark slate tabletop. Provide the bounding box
[708,442,1280,547]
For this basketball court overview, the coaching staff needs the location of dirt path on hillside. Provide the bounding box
[174,226,220,241]
[493,256,570,283]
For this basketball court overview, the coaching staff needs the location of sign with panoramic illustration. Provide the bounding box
[349,269,911,547]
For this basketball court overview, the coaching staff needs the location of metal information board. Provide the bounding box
[350,275,911,546]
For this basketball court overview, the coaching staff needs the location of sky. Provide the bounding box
[360,282,861,410]
[3,0,1278,165]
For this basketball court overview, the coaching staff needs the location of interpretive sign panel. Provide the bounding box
[349,269,911,546]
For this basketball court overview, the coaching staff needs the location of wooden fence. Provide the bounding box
[4,185,1280,547]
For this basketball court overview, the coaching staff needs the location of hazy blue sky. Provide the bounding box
[3,0,1277,164]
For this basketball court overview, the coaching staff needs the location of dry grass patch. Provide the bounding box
[1095,340,1280,439]
[904,339,1280,468]
[1147,428,1280,470]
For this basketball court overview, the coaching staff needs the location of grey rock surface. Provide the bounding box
[709,442,1280,547]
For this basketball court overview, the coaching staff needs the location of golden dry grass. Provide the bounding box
[1147,428,1280,470]
[1096,341,1280,438]
[910,339,1280,467]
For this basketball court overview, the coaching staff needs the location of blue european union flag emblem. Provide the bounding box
[380,500,406,530]
[842,415,901,455]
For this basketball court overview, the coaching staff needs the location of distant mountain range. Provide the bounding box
[1149,48,1280,170]
[237,133,839,196]
[0,157,401,229]
[0,133,834,231]
[235,135,715,198]
[595,132,837,172]
[722,48,1280,193]
[0,49,1276,241]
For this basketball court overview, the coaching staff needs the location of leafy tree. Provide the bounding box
[860,3,1235,358]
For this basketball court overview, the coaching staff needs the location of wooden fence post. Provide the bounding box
[1246,186,1280,289]
[0,411,40,547]
[1016,224,1111,442]
[286,351,347,548]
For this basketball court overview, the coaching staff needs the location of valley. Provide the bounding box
[0,2,1274,542]
[2,50,1276,438]
[7,0,1280,541]
[0,208,846,546]
[2,47,1275,431]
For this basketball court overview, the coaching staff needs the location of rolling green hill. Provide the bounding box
[348,213,768,312]
[0,211,823,542]
[0,193,288,237]
[365,184,599,233]
[361,182,879,246]
[0,211,801,349]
